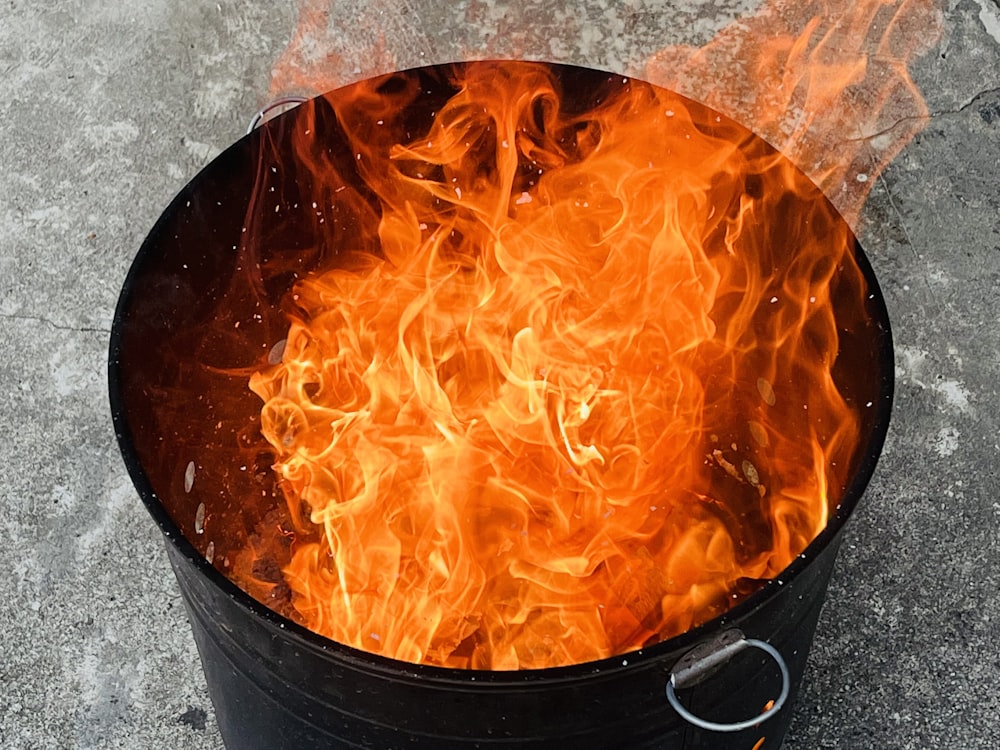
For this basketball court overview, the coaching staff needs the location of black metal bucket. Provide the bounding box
[109,61,893,749]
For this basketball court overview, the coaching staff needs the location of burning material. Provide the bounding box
[234,61,867,669]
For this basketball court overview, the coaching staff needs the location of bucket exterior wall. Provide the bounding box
[164,532,843,749]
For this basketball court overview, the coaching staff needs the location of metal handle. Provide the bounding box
[246,96,309,134]
[665,635,790,733]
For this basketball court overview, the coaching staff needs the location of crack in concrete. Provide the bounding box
[844,85,1000,145]
[1,312,111,335]
[875,172,944,319]
[933,84,1000,118]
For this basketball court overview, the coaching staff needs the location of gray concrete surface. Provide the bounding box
[1,1,998,748]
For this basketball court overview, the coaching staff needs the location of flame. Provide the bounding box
[222,0,936,670]
[266,0,942,226]
[242,60,866,669]
[645,0,942,224]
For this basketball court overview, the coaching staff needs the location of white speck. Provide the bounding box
[932,379,972,413]
[933,426,960,457]
[856,173,869,183]
[376,119,384,125]
[770,296,778,303]
[974,0,1000,45]
[515,192,532,205]
[419,223,428,230]
[184,461,196,493]
[665,110,674,117]
[455,186,462,199]
[501,140,509,148]
[809,296,816,303]
[195,502,206,534]
[49,337,103,398]
[896,345,929,387]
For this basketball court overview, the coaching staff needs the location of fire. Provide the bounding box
[223,0,936,670]
[645,0,942,224]
[241,61,865,669]
[263,0,942,227]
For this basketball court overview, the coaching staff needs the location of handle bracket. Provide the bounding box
[665,630,790,733]
[247,96,309,134]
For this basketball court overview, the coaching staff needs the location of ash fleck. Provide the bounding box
[267,338,287,365]
[756,377,776,406]
[184,461,196,493]
[178,706,207,731]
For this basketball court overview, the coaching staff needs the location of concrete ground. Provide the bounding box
[1,1,998,748]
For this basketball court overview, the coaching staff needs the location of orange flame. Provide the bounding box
[243,60,865,668]
[230,0,936,669]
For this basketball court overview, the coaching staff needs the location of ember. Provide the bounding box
[234,61,866,669]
